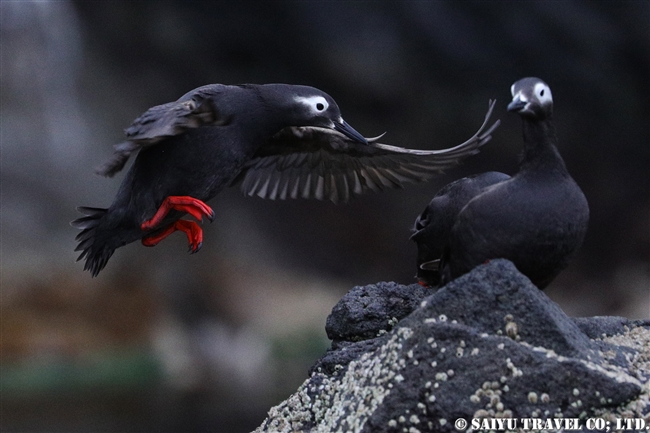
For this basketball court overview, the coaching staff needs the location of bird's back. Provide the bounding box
[412,171,510,286]
[444,169,588,288]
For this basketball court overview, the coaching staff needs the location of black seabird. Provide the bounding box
[72,83,499,277]
[411,171,511,286]
[412,77,589,289]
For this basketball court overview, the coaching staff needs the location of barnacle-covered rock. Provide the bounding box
[255,260,649,433]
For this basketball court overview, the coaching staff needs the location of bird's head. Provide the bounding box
[507,77,553,120]
[266,84,368,144]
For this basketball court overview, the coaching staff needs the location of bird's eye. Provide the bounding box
[532,82,552,104]
[294,95,330,113]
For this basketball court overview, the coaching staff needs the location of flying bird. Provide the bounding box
[73,83,499,276]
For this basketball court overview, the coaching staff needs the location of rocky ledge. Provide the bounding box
[254,259,649,433]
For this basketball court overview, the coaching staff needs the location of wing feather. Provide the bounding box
[237,100,500,203]
[94,85,229,177]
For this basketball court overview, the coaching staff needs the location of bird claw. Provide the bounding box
[188,241,202,254]
[141,196,214,231]
[142,219,204,253]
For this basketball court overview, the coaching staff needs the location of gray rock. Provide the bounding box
[255,260,649,433]
[312,282,430,376]
[325,281,430,342]
[572,316,650,339]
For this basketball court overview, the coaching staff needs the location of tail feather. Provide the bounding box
[71,207,115,277]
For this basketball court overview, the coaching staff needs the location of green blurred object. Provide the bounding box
[1,349,161,396]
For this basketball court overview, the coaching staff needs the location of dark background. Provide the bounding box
[2,2,648,432]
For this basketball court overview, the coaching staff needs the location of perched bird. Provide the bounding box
[412,77,589,289]
[411,171,510,286]
[73,83,500,277]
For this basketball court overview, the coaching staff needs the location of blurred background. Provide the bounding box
[1,1,648,432]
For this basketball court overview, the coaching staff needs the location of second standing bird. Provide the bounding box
[412,77,589,289]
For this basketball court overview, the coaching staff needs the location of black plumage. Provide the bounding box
[412,77,589,289]
[411,171,510,286]
[73,83,499,277]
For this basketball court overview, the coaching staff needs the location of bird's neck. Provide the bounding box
[237,107,289,154]
[519,116,568,176]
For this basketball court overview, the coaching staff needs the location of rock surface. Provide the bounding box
[254,260,650,433]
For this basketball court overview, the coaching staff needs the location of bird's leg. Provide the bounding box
[140,196,212,253]
[142,220,203,253]
[141,196,215,231]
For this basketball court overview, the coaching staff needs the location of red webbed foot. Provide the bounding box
[142,220,203,253]
[141,196,214,231]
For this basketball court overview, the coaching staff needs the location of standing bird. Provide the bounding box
[412,77,589,289]
[73,83,500,277]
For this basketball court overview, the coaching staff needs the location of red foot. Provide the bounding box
[141,196,214,231]
[418,281,430,287]
[142,220,203,253]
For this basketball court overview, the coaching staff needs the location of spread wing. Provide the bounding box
[95,85,228,177]
[237,100,500,203]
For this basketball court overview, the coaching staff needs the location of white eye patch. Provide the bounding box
[533,82,553,104]
[295,95,329,114]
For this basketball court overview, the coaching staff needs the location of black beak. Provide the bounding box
[507,97,527,112]
[333,119,368,144]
